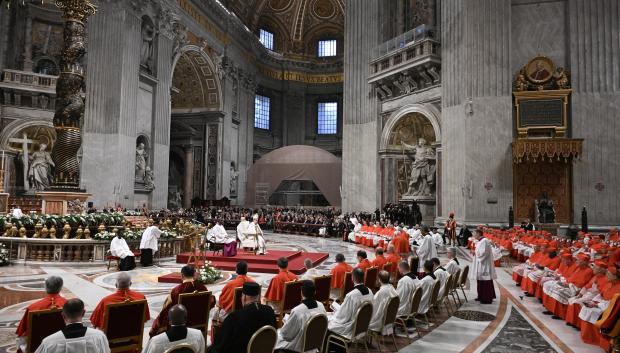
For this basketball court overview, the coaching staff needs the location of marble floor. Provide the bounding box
[0,232,605,353]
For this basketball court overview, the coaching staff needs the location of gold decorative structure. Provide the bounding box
[50,0,97,190]
[512,138,583,164]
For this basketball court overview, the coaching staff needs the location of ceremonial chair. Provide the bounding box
[163,343,197,353]
[338,272,354,303]
[246,325,277,353]
[205,239,224,256]
[278,280,304,324]
[179,290,213,337]
[368,295,400,352]
[26,307,65,353]
[394,286,423,340]
[106,250,141,270]
[300,313,328,353]
[427,280,441,323]
[313,275,332,307]
[363,267,379,292]
[103,299,148,353]
[449,269,463,306]
[438,275,454,315]
[325,301,373,353]
[458,265,470,302]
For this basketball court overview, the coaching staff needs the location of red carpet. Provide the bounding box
[158,250,329,283]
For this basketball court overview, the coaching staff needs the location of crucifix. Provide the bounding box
[8,133,36,191]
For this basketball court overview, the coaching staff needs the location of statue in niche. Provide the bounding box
[144,166,155,191]
[135,142,148,182]
[536,191,556,223]
[140,18,155,72]
[401,138,436,197]
[230,161,238,197]
[28,143,54,191]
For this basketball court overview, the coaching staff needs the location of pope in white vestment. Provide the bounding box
[369,282,399,334]
[328,284,373,338]
[417,231,437,273]
[35,327,110,353]
[243,215,266,254]
[142,327,205,353]
[276,300,326,352]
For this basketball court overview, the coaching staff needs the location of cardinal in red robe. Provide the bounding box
[217,261,255,314]
[330,254,353,290]
[265,257,298,311]
[355,250,371,271]
[371,247,387,270]
[90,273,150,330]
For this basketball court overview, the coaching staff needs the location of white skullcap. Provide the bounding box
[252,214,259,220]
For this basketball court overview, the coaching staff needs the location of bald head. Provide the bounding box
[387,244,395,254]
[378,270,390,284]
[116,272,131,289]
[169,304,188,326]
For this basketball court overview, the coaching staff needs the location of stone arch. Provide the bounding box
[170,45,223,112]
[0,119,54,149]
[379,103,441,152]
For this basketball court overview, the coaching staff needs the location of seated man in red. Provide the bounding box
[371,247,387,270]
[90,272,150,329]
[355,250,371,271]
[330,253,352,299]
[215,261,254,320]
[150,265,208,336]
[16,276,67,353]
[384,244,401,273]
[265,257,298,312]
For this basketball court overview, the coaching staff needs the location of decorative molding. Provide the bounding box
[512,138,583,164]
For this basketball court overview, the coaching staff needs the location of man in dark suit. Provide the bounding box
[208,282,276,353]
[458,224,472,247]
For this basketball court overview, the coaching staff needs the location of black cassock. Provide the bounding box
[208,302,276,353]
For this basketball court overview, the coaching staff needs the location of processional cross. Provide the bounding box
[8,133,35,191]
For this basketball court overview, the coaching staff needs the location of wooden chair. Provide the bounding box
[449,269,462,306]
[301,313,328,353]
[395,286,423,340]
[368,295,400,352]
[103,299,148,353]
[325,301,373,353]
[179,290,212,337]
[427,280,442,323]
[26,307,65,353]
[163,343,197,353]
[438,275,454,315]
[246,325,277,353]
[458,265,470,302]
[313,275,332,307]
[364,267,379,292]
[278,280,304,323]
[338,272,354,303]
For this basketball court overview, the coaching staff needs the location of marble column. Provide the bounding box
[183,145,194,209]
[22,13,32,71]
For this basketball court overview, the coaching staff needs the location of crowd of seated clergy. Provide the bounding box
[504,227,620,352]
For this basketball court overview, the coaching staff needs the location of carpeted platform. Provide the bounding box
[158,249,330,283]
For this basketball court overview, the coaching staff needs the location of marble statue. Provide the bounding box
[28,143,54,191]
[140,19,155,72]
[135,143,148,181]
[144,166,155,191]
[401,138,436,197]
[230,161,238,197]
[536,192,556,223]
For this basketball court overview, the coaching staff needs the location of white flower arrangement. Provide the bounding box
[197,261,222,284]
[93,231,116,240]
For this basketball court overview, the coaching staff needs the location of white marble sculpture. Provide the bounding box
[401,138,436,197]
[28,143,54,191]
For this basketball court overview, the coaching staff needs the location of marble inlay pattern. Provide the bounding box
[481,307,557,353]
[452,310,496,322]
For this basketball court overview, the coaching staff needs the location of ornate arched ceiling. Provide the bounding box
[171,51,221,111]
[224,0,344,58]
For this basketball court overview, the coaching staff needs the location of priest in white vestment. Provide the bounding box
[470,229,497,304]
[416,226,437,273]
[140,220,162,266]
[445,247,461,276]
[348,218,361,242]
[35,298,110,353]
[236,216,250,247]
[143,304,205,353]
[328,268,373,338]
[209,221,236,257]
[396,261,419,316]
[109,230,136,271]
[276,281,326,352]
[369,271,399,334]
[243,214,266,254]
[432,258,449,296]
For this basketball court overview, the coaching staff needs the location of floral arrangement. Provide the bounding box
[197,261,222,284]
[0,244,9,266]
[93,231,116,241]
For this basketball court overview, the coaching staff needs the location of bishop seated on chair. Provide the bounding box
[89,273,150,330]
[207,221,237,257]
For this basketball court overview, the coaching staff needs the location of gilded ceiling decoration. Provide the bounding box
[224,0,344,58]
[171,51,220,111]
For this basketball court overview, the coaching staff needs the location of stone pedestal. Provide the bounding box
[535,223,561,236]
[37,191,91,215]
[0,193,8,214]
[401,195,436,225]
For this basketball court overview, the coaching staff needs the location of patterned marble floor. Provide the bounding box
[0,232,605,353]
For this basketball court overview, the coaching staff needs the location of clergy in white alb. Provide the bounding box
[416,226,437,273]
[328,268,373,338]
[396,261,418,316]
[470,230,497,304]
[444,248,461,276]
[301,258,320,280]
[140,220,163,266]
[276,281,326,352]
[236,216,250,245]
[109,231,136,271]
[348,217,361,242]
[143,304,205,353]
[243,214,266,254]
[432,258,450,296]
[369,271,399,334]
[35,298,110,353]
[417,260,438,315]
